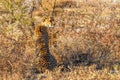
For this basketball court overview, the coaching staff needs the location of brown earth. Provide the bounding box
[0,0,120,80]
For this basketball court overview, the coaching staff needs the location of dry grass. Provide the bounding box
[0,0,120,80]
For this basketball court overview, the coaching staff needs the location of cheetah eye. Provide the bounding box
[50,19,52,22]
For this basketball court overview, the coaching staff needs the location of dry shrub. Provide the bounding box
[50,1,120,68]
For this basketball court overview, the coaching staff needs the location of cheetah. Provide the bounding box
[33,16,57,73]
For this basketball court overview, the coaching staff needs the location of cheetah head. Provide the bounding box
[40,17,55,28]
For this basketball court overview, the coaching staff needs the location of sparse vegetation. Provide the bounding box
[0,0,120,80]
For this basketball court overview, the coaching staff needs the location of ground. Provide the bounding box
[0,0,120,80]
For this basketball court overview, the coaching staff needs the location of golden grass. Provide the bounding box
[0,0,120,80]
